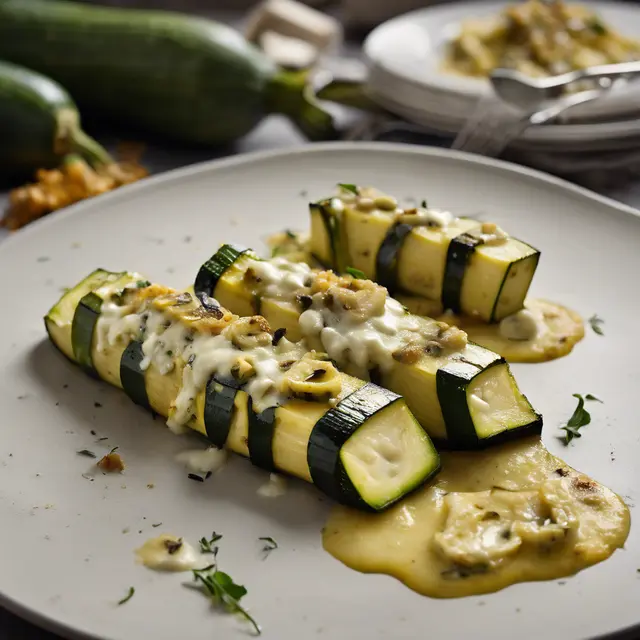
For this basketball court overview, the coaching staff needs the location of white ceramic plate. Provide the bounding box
[1,143,639,640]
[368,82,640,151]
[364,0,640,145]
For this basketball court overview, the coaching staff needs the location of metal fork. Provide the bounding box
[452,85,610,157]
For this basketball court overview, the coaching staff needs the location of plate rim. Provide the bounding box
[1,141,639,640]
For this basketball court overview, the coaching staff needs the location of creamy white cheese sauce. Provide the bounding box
[95,286,310,435]
[248,258,311,298]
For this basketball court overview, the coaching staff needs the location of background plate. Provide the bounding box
[0,143,639,640]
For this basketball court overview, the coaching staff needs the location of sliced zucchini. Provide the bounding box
[46,271,441,510]
[120,340,152,410]
[194,246,542,449]
[70,271,133,376]
[203,376,242,448]
[247,401,277,472]
[308,186,540,322]
[194,244,250,297]
[436,344,542,449]
[308,383,439,511]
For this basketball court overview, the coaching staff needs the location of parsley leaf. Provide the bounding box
[589,314,604,336]
[559,393,600,444]
[117,586,135,606]
[200,532,223,554]
[136,280,151,289]
[337,183,359,195]
[191,566,260,635]
[77,449,97,458]
[346,266,366,280]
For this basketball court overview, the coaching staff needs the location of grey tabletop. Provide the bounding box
[2,13,640,639]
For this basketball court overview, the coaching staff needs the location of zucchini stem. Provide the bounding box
[69,128,113,168]
[266,70,338,141]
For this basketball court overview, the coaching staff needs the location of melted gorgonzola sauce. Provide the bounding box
[324,436,629,598]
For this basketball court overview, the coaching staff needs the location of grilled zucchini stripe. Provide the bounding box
[44,269,440,511]
[308,185,540,323]
[194,246,542,449]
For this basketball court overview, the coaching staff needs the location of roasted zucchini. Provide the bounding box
[194,246,542,449]
[45,269,440,511]
[308,185,540,323]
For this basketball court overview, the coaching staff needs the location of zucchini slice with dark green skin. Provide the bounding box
[441,232,483,314]
[203,376,243,449]
[307,384,440,511]
[120,340,152,410]
[436,344,542,449]
[71,291,104,378]
[375,222,413,295]
[194,244,250,298]
[309,199,348,273]
[247,401,278,472]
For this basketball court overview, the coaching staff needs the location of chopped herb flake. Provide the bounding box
[337,183,358,195]
[94,402,102,408]
[421,199,428,208]
[285,229,296,239]
[152,522,162,528]
[188,473,204,483]
[585,394,602,403]
[259,537,278,557]
[587,17,607,35]
[200,532,223,554]
[136,280,151,289]
[559,394,597,444]
[117,587,135,606]
[346,266,366,280]
[164,539,183,555]
[77,449,97,458]
[588,314,604,336]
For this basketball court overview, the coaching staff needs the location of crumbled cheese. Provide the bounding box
[176,447,228,475]
[499,309,540,341]
[257,473,287,498]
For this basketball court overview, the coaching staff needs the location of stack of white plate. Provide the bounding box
[363,0,640,152]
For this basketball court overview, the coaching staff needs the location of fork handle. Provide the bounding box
[558,60,640,87]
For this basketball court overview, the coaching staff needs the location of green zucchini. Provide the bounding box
[194,246,543,449]
[0,0,336,145]
[441,232,482,314]
[70,271,135,376]
[45,270,441,510]
[194,244,251,297]
[120,340,152,411]
[247,402,277,472]
[203,376,242,449]
[308,383,431,510]
[309,186,540,323]
[0,60,112,176]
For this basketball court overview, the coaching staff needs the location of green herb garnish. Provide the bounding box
[589,314,604,336]
[346,266,366,280]
[200,532,223,554]
[136,280,151,289]
[117,586,135,606]
[190,564,260,635]
[421,199,428,209]
[77,449,97,458]
[559,393,601,444]
[259,537,278,557]
[338,183,359,195]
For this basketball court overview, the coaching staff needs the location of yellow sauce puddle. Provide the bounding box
[323,436,629,598]
[398,297,585,363]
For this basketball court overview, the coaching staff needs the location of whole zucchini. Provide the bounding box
[0,0,336,145]
[0,60,111,176]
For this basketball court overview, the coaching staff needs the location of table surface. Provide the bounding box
[2,17,640,640]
